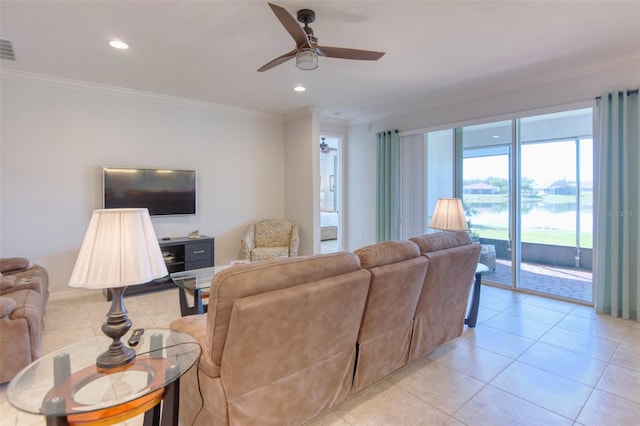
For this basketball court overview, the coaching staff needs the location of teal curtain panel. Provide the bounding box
[595,88,639,322]
[376,130,400,242]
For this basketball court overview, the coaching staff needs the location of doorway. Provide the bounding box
[319,136,340,253]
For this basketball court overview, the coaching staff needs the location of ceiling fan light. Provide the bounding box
[296,48,318,70]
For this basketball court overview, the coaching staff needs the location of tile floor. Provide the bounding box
[1,285,639,426]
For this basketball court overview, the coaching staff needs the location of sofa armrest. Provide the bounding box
[241,224,256,260]
[0,279,43,297]
[170,315,220,378]
[289,225,300,257]
[0,276,17,292]
[0,296,16,318]
[0,257,31,274]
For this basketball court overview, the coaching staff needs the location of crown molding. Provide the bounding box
[319,114,348,127]
[1,69,284,122]
[348,53,640,127]
[284,106,321,122]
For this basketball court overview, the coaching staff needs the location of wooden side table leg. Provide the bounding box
[465,272,482,328]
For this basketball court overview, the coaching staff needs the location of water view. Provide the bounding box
[464,193,593,248]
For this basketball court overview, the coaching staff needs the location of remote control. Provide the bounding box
[128,328,144,347]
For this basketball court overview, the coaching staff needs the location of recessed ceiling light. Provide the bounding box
[108,40,129,50]
[293,85,306,92]
[491,135,500,139]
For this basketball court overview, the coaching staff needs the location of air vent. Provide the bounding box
[0,39,16,60]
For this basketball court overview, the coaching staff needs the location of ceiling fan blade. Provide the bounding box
[268,3,309,48]
[257,48,297,72]
[316,46,385,61]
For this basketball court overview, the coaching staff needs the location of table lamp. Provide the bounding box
[429,198,468,231]
[69,208,168,369]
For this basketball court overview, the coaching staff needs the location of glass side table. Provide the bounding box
[7,328,200,426]
[465,263,490,328]
[171,265,233,316]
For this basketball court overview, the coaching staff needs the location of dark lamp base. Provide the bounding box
[98,286,136,369]
[97,344,136,369]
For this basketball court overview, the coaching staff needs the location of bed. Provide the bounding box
[321,211,338,241]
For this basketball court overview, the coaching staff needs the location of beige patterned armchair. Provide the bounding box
[241,218,300,261]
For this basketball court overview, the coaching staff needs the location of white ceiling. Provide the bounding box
[1,1,639,122]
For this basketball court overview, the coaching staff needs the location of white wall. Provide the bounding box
[283,109,319,255]
[345,61,640,250]
[0,73,285,297]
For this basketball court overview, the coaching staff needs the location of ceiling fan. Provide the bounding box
[258,3,385,72]
[320,137,336,154]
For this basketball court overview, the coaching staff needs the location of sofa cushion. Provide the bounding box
[0,297,16,317]
[0,257,30,274]
[355,240,420,269]
[221,272,370,425]
[352,240,428,393]
[408,241,481,361]
[205,252,364,367]
[410,231,471,253]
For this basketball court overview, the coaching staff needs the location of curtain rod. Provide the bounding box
[595,89,638,100]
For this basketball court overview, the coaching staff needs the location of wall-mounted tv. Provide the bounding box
[103,167,197,216]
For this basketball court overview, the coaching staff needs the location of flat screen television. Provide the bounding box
[103,167,197,216]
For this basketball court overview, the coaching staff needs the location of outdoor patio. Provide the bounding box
[483,259,593,303]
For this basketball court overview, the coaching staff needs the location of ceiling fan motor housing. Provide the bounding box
[297,9,315,24]
[297,9,317,44]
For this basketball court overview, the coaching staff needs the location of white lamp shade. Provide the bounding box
[69,208,168,289]
[429,198,468,231]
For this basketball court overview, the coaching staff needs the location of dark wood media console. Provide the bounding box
[103,235,214,300]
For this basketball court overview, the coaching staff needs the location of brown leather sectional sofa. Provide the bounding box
[0,257,49,383]
[170,232,480,426]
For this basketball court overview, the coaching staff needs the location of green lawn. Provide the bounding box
[474,225,592,248]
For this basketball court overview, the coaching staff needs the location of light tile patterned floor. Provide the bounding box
[1,285,638,426]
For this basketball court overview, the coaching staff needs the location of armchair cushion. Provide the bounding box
[251,247,289,261]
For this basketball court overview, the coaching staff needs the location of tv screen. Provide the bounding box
[103,167,197,216]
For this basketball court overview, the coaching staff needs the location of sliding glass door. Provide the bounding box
[517,110,593,302]
[459,108,593,302]
[461,121,513,287]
